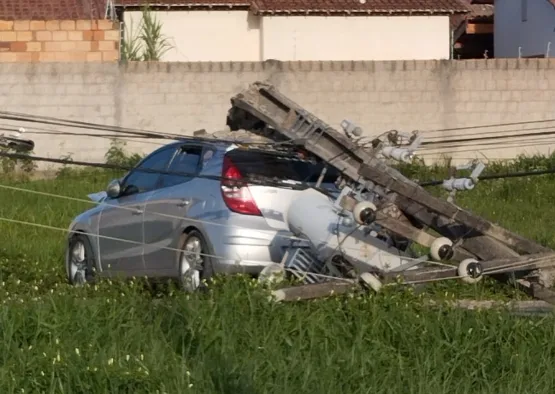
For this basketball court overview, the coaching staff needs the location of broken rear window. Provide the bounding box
[226,149,340,184]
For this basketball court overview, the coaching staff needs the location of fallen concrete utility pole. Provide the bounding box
[228,81,555,303]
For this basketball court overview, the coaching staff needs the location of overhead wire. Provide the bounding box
[419,166,555,187]
[0,125,168,147]
[0,214,470,281]
[5,211,548,286]
[0,111,295,147]
[422,117,555,134]
[3,139,555,192]
[0,151,319,191]
[418,138,555,157]
[0,182,399,256]
[5,111,555,286]
[420,124,555,144]
[0,183,303,242]
[5,111,555,187]
[420,132,555,150]
[7,111,555,164]
[0,215,278,267]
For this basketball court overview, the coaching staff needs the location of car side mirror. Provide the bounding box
[106,179,122,199]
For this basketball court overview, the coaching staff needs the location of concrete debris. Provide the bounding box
[0,128,34,152]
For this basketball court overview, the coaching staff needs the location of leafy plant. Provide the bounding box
[104,138,144,168]
[121,17,143,62]
[121,5,173,62]
[55,154,76,179]
[0,146,37,181]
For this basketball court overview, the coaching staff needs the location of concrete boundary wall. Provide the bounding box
[2,58,555,167]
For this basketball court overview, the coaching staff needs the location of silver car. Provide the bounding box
[65,135,338,291]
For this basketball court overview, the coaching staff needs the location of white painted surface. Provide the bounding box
[261,15,451,61]
[495,0,555,57]
[123,11,451,61]
[123,10,261,61]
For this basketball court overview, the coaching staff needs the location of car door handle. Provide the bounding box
[132,208,143,215]
[177,199,190,208]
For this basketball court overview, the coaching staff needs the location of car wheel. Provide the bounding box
[178,230,213,292]
[66,233,96,285]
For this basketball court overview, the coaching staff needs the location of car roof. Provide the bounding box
[161,129,278,152]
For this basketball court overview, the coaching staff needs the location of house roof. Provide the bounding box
[468,3,493,18]
[116,0,471,14]
[115,0,249,7]
[250,0,471,15]
[0,0,108,20]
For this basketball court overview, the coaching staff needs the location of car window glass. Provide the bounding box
[226,150,340,183]
[122,146,177,195]
[161,146,203,188]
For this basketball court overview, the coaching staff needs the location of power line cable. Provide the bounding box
[418,139,555,157]
[0,183,392,255]
[0,215,463,275]
[423,117,555,134]
[421,124,555,142]
[419,167,555,187]
[420,128,555,148]
[0,111,293,147]
[0,151,339,196]
[1,215,551,285]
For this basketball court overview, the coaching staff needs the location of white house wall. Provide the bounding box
[260,15,451,61]
[123,10,261,61]
[495,0,555,58]
[123,11,451,61]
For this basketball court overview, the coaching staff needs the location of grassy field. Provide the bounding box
[2,155,555,393]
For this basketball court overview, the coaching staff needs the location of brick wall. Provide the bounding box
[1,58,555,167]
[0,19,119,62]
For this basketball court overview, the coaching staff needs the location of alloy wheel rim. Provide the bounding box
[180,236,203,291]
[69,241,87,285]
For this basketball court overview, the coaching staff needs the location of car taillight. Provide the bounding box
[221,156,262,216]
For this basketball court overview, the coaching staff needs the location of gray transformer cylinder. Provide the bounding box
[286,188,407,273]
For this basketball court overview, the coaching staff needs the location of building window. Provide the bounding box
[521,0,528,22]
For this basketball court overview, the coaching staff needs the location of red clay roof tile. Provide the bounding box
[468,3,493,18]
[1,0,471,19]
[116,0,470,14]
[0,0,108,20]
[251,0,471,15]
[115,0,249,6]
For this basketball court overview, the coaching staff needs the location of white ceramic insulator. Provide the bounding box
[258,263,285,285]
[457,258,483,284]
[430,237,453,261]
[443,178,474,192]
[360,272,382,292]
[353,201,377,225]
[381,146,412,163]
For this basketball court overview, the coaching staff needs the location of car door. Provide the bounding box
[143,144,204,276]
[98,144,178,278]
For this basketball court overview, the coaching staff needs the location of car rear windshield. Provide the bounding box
[226,149,340,184]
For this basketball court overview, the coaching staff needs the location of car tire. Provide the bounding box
[66,233,96,285]
[177,230,214,292]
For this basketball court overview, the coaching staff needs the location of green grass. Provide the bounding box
[3,160,555,393]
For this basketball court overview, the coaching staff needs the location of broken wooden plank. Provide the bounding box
[270,281,357,302]
[426,299,553,313]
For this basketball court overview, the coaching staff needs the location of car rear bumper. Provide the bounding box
[203,225,297,275]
